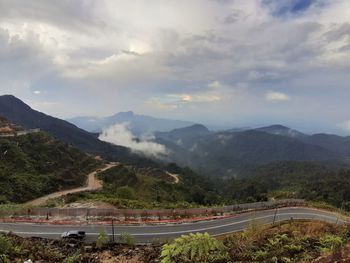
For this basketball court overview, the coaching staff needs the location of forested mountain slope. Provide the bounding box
[0,95,156,167]
[0,127,101,203]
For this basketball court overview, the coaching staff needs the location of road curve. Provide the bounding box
[0,207,347,243]
[25,163,118,206]
[166,171,180,184]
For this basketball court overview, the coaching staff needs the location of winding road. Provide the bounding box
[0,207,347,244]
[25,163,118,206]
[166,171,180,184]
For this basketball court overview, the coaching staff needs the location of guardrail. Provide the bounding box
[0,199,305,221]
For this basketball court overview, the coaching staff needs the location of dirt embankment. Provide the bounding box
[1,233,160,263]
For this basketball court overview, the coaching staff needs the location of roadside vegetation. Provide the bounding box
[158,220,350,262]
[1,221,350,262]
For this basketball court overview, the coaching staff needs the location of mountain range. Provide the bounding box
[67,111,194,136]
[155,124,350,177]
[2,94,350,178]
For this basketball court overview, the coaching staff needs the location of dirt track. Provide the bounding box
[166,171,180,183]
[25,163,118,206]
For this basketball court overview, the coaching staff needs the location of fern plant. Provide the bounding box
[318,234,343,252]
[160,232,228,263]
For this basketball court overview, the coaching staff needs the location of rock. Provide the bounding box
[84,245,93,252]
[68,243,77,248]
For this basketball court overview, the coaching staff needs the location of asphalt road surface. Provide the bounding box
[0,207,347,244]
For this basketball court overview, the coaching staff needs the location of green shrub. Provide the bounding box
[62,253,81,263]
[120,232,136,246]
[160,232,228,263]
[116,186,136,200]
[251,249,268,260]
[318,234,343,251]
[96,229,109,248]
[0,234,21,262]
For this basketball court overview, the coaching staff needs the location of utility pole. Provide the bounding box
[112,218,115,243]
[336,201,345,225]
[273,207,278,225]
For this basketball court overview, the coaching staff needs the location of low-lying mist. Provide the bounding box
[99,122,167,158]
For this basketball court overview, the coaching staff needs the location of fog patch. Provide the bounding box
[99,122,167,158]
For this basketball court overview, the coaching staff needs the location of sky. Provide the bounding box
[1,0,350,134]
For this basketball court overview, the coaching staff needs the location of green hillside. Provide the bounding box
[223,161,350,209]
[0,131,101,203]
[61,163,221,209]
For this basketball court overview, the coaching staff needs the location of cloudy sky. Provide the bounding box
[1,0,350,134]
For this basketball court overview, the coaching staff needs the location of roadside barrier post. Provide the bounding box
[273,207,278,225]
[112,219,115,243]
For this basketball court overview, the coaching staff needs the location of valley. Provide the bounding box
[154,124,350,178]
[2,95,350,211]
[1,95,350,262]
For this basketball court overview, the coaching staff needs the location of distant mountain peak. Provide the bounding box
[155,124,210,148]
[1,94,17,99]
[0,95,33,112]
[164,124,210,135]
[114,111,134,118]
[263,124,290,130]
[68,111,194,135]
[256,124,307,138]
[0,94,26,102]
[184,124,209,132]
[0,94,24,103]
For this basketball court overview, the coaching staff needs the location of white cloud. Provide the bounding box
[98,123,167,158]
[208,81,222,89]
[265,91,290,102]
[33,90,41,94]
[169,93,221,103]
